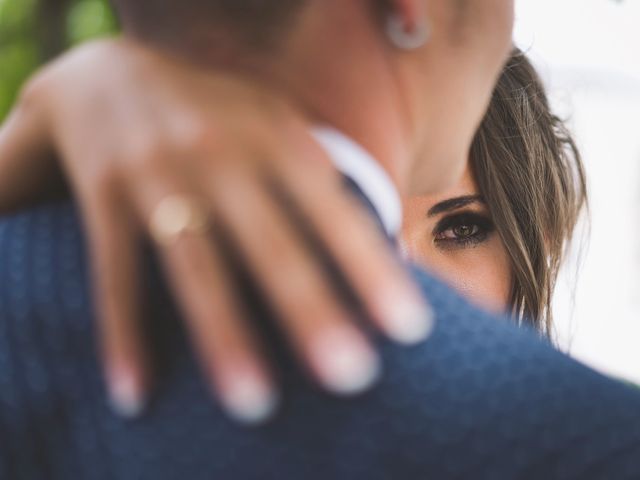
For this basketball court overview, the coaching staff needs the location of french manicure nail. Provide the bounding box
[108,367,145,418]
[220,369,279,425]
[312,326,381,396]
[382,288,435,345]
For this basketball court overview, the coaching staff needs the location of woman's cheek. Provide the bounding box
[439,251,512,314]
[404,236,512,314]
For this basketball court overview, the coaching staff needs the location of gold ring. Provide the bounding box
[149,194,209,245]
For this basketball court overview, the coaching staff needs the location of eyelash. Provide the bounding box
[432,212,495,251]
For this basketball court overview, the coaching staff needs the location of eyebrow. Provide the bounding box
[427,195,485,217]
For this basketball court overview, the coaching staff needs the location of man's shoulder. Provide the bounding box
[371,265,640,477]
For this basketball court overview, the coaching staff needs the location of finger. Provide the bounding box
[79,178,148,418]
[270,151,434,345]
[210,168,381,396]
[130,172,278,424]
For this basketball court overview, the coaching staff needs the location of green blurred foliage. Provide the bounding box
[0,0,117,121]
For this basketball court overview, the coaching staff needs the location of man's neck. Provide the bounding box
[131,2,415,194]
[264,2,413,193]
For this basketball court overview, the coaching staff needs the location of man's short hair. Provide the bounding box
[112,0,308,54]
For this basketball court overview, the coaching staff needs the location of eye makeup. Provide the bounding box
[432,211,496,251]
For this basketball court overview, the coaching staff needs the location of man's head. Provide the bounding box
[112,0,514,196]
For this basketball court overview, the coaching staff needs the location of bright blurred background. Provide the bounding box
[1,1,639,381]
[514,0,640,384]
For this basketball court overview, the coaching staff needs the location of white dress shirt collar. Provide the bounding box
[311,126,403,237]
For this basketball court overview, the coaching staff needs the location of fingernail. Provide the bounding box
[311,326,381,396]
[220,369,279,425]
[381,288,435,345]
[108,367,145,418]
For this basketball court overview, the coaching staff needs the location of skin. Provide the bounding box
[402,164,512,313]
[0,0,515,422]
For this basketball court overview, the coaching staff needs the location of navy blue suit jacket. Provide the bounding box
[1,195,640,479]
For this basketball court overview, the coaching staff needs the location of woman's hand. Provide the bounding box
[0,38,433,423]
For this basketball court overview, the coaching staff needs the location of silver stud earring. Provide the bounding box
[386,13,430,50]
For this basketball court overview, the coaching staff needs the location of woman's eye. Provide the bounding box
[432,213,494,249]
[451,224,480,239]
